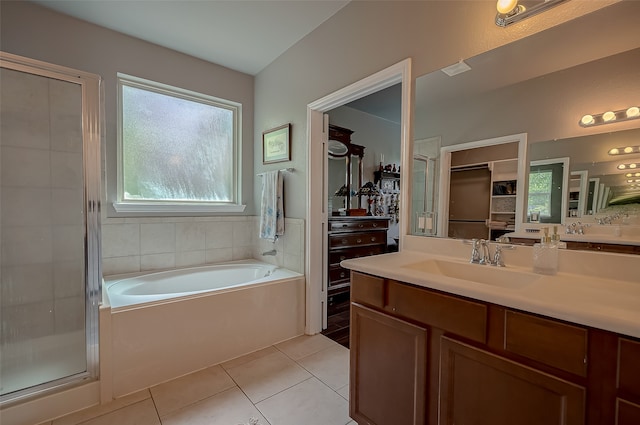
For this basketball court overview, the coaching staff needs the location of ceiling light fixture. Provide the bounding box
[618,163,639,170]
[579,106,640,127]
[495,0,568,27]
[608,145,640,156]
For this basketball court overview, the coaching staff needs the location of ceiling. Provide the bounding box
[32,0,349,76]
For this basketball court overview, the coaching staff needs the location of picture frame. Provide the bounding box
[262,123,291,164]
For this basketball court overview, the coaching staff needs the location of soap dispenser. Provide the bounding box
[551,225,567,249]
[533,227,558,275]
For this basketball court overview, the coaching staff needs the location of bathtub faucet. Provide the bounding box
[262,249,277,256]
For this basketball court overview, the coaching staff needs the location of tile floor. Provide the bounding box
[40,335,355,425]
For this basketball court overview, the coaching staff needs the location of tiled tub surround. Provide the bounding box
[102,217,304,275]
[101,258,305,398]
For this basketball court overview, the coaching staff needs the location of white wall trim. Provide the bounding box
[305,58,412,335]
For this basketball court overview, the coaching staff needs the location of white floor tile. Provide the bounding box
[73,399,160,425]
[52,390,151,425]
[161,387,268,425]
[297,344,349,390]
[221,346,278,370]
[257,377,350,425]
[337,383,350,401]
[275,334,338,361]
[225,350,311,403]
[150,365,236,417]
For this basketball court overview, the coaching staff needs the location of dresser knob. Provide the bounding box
[358,224,364,228]
[342,239,348,244]
[371,237,376,242]
[373,223,378,227]
[356,238,362,243]
[340,272,345,278]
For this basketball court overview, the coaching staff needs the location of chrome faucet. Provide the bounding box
[467,239,482,263]
[479,239,493,265]
[262,249,277,256]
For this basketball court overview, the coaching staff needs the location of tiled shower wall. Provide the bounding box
[0,68,85,345]
[101,216,305,276]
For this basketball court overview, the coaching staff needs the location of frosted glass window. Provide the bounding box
[118,75,240,205]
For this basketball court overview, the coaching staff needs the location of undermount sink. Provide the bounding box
[402,259,540,288]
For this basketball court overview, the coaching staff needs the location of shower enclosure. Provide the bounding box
[0,52,102,404]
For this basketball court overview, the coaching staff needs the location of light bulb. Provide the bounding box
[636,173,640,177]
[497,0,518,14]
[580,114,595,126]
[603,111,616,122]
[624,146,634,154]
[630,163,637,169]
[628,179,634,183]
[608,148,620,155]
[627,106,640,118]
[626,173,633,177]
[618,164,627,170]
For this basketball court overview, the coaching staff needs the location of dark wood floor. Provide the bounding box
[322,292,350,348]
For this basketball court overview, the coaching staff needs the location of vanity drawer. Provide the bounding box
[329,231,386,249]
[329,219,388,232]
[504,310,588,377]
[618,337,640,398]
[351,271,385,308]
[387,281,487,343]
[329,245,385,265]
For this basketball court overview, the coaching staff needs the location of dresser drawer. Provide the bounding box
[329,245,385,265]
[504,310,588,377]
[329,231,386,249]
[328,264,350,287]
[351,271,385,308]
[618,337,640,398]
[329,219,388,232]
[387,281,487,343]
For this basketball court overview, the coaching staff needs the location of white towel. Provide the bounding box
[259,170,284,241]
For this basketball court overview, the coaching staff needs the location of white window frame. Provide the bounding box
[114,73,245,213]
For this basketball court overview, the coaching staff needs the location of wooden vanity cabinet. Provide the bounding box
[349,271,639,425]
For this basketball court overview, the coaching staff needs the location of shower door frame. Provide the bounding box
[0,52,103,404]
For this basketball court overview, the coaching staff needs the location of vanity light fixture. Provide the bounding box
[608,145,640,156]
[580,106,640,127]
[495,0,568,27]
[618,163,639,170]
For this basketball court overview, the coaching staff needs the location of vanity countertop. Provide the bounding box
[342,249,640,339]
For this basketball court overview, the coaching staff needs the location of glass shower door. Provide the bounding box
[0,54,101,403]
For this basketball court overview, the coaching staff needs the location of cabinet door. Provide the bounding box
[350,303,428,425]
[439,337,585,425]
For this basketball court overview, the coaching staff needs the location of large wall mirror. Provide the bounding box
[411,4,640,245]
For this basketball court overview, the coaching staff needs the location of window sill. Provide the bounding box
[113,202,247,214]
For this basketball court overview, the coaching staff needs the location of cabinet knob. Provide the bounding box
[342,239,348,244]
[358,223,364,228]
[340,272,345,278]
[373,223,378,227]
[371,237,376,242]
[356,238,362,243]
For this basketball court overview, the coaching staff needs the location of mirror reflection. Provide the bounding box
[412,15,640,243]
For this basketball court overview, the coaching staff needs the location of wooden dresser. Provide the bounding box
[327,217,389,306]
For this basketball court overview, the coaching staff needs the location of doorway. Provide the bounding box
[304,59,412,337]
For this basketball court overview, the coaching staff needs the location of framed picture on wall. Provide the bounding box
[262,123,291,164]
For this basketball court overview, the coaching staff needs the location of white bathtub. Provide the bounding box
[101,260,305,397]
[104,260,297,309]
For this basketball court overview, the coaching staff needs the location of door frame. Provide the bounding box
[437,133,528,238]
[305,59,412,334]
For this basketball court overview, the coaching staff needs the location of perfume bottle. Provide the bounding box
[533,227,558,275]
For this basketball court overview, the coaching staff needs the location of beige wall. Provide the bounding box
[253,0,619,219]
[0,1,255,217]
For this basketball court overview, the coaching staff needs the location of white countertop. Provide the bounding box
[342,249,640,339]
